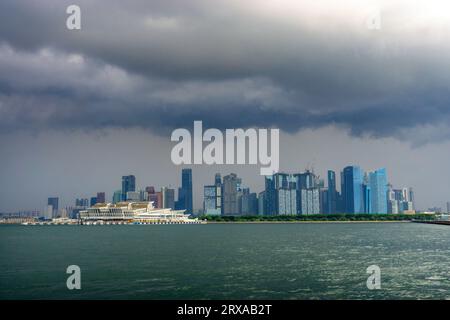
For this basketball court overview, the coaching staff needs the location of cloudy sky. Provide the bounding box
[1,0,450,212]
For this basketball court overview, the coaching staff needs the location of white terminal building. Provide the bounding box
[79,201,201,224]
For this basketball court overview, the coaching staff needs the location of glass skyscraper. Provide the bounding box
[121,175,136,201]
[327,170,337,214]
[342,166,364,214]
[369,168,388,214]
[177,168,193,214]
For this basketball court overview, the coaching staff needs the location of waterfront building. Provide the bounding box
[239,188,258,215]
[176,169,193,214]
[222,173,241,215]
[121,175,136,201]
[300,188,320,215]
[327,170,338,214]
[96,192,106,204]
[162,187,175,209]
[265,173,297,215]
[47,197,59,218]
[368,168,388,214]
[203,185,221,215]
[112,190,122,204]
[90,197,97,207]
[258,191,265,215]
[342,166,365,213]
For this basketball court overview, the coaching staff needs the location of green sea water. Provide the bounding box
[0,222,449,300]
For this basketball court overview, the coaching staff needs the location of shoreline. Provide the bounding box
[205,220,413,224]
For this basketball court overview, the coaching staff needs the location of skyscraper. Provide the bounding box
[203,185,222,215]
[327,170,337,214]
[369,168,388,214]
[112,190,122,204]
[96,192,106,204]
[342,166,364,214]
[47,197,59,218]
[177,169,193,214]
[162,187,175,209]
[222,173,241,215]
[121,175,136,201]
[264,173,297,215]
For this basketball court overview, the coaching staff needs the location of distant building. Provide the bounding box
[203,185,221,215]
[447,202,450,214]
[327,170,338,214]
[300,188,320,215]
[122,175,136,201]
[265,173,297,215]
[342,166,364,214]
[162,187,175,209]
[90,197,97,207]
[368,168,387,214]
[239,188,258,215]
[112,190,122,204]
[47,197,59,217]
[96,192,106,204]
[75,198,89,207]
[258,191,265,215]
[176,169,193,214]
[222,173,241,215]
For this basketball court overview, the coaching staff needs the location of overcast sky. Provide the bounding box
[1,0,450,212]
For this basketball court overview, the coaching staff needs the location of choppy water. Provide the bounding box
[1,222,449,299]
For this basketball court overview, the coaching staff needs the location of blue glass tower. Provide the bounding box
[177,168,193,214]
[327,170,337,214]
[342,166,364,214]
[369,168,388,214]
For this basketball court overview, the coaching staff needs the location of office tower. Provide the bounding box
[265,173,297,215]
[238,188,258,215]
[156,192,163,208]
[327,170,338,214]
[177,169,193,214]
[222,173,241,215]
[121,175,136,201]
[320,189,328,214]
[342,166,364,213]
[47,197,59,215]
[125,191,140,201]
[162,187,175,209]
[96,192,106,204]
[112,190,122,204]
[90,197,97,206]
[75,198,89,207]
[258,191,265,215]
[368,168,387,214]
[145,186,155,195]
[363,175,371,214]
[300,188,320,215]
[203,185,221,215]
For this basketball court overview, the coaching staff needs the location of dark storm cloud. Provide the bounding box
[1,0,450,142]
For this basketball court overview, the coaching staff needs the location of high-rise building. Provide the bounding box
[112,190,122,204]
[47,197,59,217]
[121,175,136,201]
[96,192,106,204]
[300,188,320,215]
[90,197,97,206]
[327,170,337,214]
[258,191,265,215]
[156,192,163,209]
[342,166,364,213]
[238,188,258,215]
[75,198,89,207]
[222,173,241,215]
[203,185,222,215]
[177,169,193,214]
[447,202,450,214]
[162,187,175,209]
[265,173,297,215]
[368,168,387,214]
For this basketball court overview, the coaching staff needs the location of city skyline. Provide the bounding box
[3,162,439,216]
